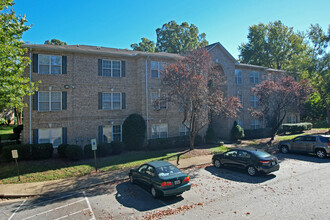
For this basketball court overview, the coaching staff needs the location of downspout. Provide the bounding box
[145,56,149,140]
[29,47,32,144]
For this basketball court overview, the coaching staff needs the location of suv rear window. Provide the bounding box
[319,136,330,143]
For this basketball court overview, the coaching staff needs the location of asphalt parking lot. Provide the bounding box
[1,152,330,220]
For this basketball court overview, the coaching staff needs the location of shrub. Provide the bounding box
[65,145,83,161]
[122,114,146,150]
[1,144,31,161]
[146,135,202,150]
[231,121,245,141]
[10,125,23,144]
[84,144,94,158]
[57,144,69,158]
[111,142,124,155]
[205,126,217,144]
[31,143,53,160]
[282,123,313,134]
[97,143,112,157]
[243,128,273,139]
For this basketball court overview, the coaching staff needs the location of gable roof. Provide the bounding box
[205,42,238,64]
[22,44,182,59]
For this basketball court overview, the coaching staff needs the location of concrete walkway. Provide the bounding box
[0,154,213,198]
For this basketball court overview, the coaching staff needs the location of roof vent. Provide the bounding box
[97,47,101,50]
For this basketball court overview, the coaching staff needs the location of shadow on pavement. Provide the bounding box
[276,153,330,163]
[204,165,276,184]
[115,181,183,211]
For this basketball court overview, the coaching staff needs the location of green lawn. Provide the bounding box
[0,125,15,140]
[0,149,183,184]
[0,144,230,184]
[209,145,229,154]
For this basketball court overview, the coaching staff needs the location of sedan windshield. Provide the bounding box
[252,151,271,158]
[156,165,181,177]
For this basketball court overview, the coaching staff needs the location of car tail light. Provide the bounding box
[161,181,173,187]
[328,143,330,146]
[259,160,270,165]
[183,176,190,183]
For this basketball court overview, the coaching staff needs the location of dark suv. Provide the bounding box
[279,135,330,158]
[212,148,280,176]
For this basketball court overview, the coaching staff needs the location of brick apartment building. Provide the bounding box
[22,43,299,147]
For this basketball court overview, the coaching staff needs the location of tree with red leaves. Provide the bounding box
[161,49,241,149]
[251,76,312,144]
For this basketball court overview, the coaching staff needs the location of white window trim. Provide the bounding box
[250,119,261,129]
[179,124,189,136]
[102,92,122,110]
[250,95,258,108]
[102,59,121,77]
[151,123,168,139]
[38,128,62,148]
[151,61,164,78]
[250,71,259,84]
[235,70,242,85]
[151,92,168,110]
[38,54,62,75]
[38,91,62,111]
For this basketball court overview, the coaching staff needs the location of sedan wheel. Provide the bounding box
[214,159,221,168]
[280,145,289,154]
[316,149,326,159]
[129,175,134,184]
[151,186,158,198]
[247,166,257,176]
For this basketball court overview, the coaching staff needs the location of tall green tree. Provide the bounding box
[130,37,156,52]
[239,20,307,71]
[303,24,330,128]
[131,20,208,54]
[0,0,37,124]
[44,38,67,45]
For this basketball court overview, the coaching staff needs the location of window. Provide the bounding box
[237,94,243,107]
[103,125,122,143]
[237,120,244,128]
[250,95,258,108]
[238,151,251,159]
[151,61,165,78]
[251,119,261,129]
[151,92,167,109]
[38,128,62,147]
[179,124,189,136]
[151,123,168,139]
[102,60,121,77]
[287,114,297,123]
[235,70,242,85]
[102,93,122,110]
[250,71,259,84]
[225,150,238,157]
[38,91,61,111]
[39,55,62,74]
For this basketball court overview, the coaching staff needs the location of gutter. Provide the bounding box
[146,56,149,140]
[29,47,32,144]
[21,45,181,60]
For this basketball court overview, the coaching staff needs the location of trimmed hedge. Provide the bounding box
[147,135,202,150]
[65,145,83,161]
[58,144,69,158]
[243,128,273,139]
[205,126,217,144]
[31,143,53,160]
[1,144,30,161]
[122,114,146,150]
[111,142,124,155]
[231,121,244,141]
[282,123,313,134]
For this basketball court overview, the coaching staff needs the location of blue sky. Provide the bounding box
[14,0,330,59]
